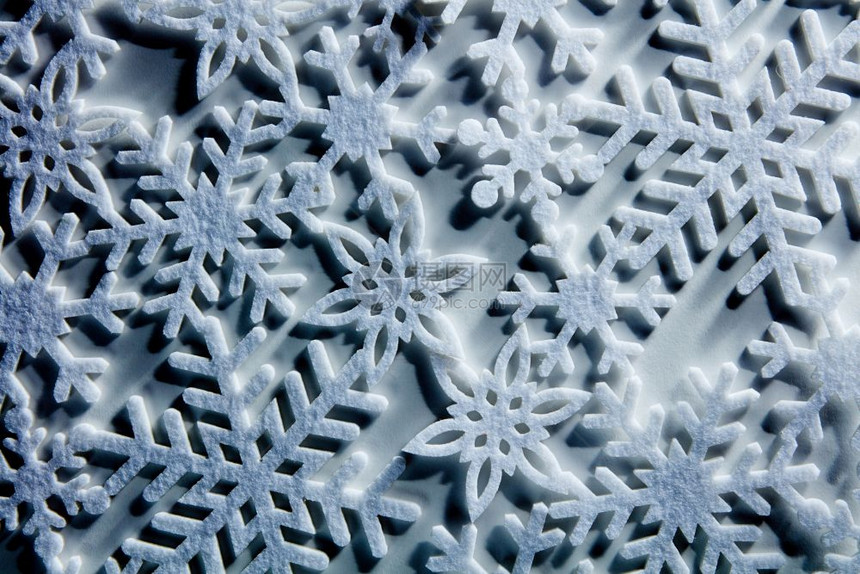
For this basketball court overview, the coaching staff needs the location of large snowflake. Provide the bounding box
[567,1,860,310]
[72,317,420,572]
[498,228,674,376]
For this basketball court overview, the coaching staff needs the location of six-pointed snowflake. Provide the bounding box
[0,0,858,572]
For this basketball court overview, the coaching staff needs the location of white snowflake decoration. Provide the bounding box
[0,0,859,571]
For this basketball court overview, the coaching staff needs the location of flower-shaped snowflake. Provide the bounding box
[304,196,480,383]
[126,0,366,97]
[405,328,589,518]
[0,77,132,233]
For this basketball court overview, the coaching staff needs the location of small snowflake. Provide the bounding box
[0,405,108,574]
[264,25,452,221]
[458,78,601,224]
[498,227,673,376]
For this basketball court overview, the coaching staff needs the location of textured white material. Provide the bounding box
[0,0,859,573]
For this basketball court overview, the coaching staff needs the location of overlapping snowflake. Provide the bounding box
[1,0,859,572]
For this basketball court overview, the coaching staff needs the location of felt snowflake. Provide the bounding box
[0,215,138,404]
[498,227,674,377]
[304,194,479,384]
[0,405,108,574]
[123,0,372,97]
[550,365,819,573]
[87,102,307,337]
[0,0,858,571]
[0,0,114,69]
[748,303,859,459]
[569,1,860,310]
[405,328,589,519]
[425,0,603,85]
[457,77,602,224]
[262,24,452,222]
[73,317,420,572]
[0,47,133,233]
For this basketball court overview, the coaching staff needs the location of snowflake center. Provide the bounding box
[172,188,248,260]
[510,133,552,173]
[813,334,860,400]
[13,463,52,498]
[9,100,74,176]
[324,87,394,161]
[0,277,66,356]
[556,271,617,332]
[467,379,532,453]
[641,456,720,536]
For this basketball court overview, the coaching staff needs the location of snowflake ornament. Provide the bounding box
[406,328,589,519]
[73,317,420,572]
[0,0,858,571]
[0,405,108,574]
[498,227,674,376]
[458,77,602,223]
[263,24,452,222]
[0,52,133,234]
[0,215,138,404]
[571,1,860,309]
[123,0,371,97]
[304,195,479,384]
[427,0,603,85]
[550,365,819,573]
[87,102,307,337]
